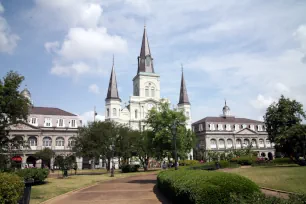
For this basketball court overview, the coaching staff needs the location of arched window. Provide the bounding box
[259,139,264,147]
[43,137,52,147]
[210,139,217,149]
[145,86,149,97]
[151,87,155,97]
[146,56,151,66]
[68,137,76,147]
[266,140,271,147]
[219,139,225,148]
[107,108,109,117]
[113,108,117,116]
[236,139,242,148]
[28,136,37,146]
[227,139,233,148]
[252,139,257,147]
[56,137,65,146]
[135,109,138,119]
[244,139,249,147]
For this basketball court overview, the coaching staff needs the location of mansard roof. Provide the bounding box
[30,107,77,116]
[192,117,264,125]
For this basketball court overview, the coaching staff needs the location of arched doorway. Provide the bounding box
[261,152,266,157]
[26,156,37,167]
[268,152,273,160]
[11,156,22,169]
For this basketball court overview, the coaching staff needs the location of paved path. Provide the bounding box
[45,174,170,204]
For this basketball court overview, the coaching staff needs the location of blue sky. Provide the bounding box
[1,0,306,123]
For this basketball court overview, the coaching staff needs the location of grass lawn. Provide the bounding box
[230,166,306,194]
[30,170,159,204]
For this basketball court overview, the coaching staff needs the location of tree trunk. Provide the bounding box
[106,157,110,171]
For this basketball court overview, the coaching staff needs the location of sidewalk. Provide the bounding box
[44,174,169,204]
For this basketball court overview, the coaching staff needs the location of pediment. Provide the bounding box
[8,122,39,131]
[236,128,257,135]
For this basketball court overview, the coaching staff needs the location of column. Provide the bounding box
[76,157,83,170]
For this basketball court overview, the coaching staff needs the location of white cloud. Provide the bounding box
[251,95,275,110]
[88,84,100,94]
[44,41,59,53]
[0,3,19,54]
[294,25,306,63]
[50,62,90,77]
[80,111,105,125]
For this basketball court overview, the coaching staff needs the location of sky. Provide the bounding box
[1,0,306,124]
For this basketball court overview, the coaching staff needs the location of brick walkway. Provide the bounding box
[44,174,170,204]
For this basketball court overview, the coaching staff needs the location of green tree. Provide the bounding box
[264,95,306,159]
[146,102,196,162]
[0,71,30,169]
[35,148,55,168]
[283,124,306,160]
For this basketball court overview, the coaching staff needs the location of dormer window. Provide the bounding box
[235,124,240,131]
[250,125,255,131]
[30,118,38,126]
[242,124,247,129]
[44,118,52,127]
[217,124,223,131]
[258,125,263,131]
[199,124,203,131]
[226,124,231,131]
[70,119,77,128]
[209,124,215,131]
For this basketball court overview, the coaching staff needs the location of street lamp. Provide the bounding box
[110,143,115,177]
[171,120,183,170]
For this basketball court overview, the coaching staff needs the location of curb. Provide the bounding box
[260,187,298,195]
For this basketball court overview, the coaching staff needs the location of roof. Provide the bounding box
[137,26,155,74]
[106,58,121,101]
[178,70,190,105]
[30,107,77,116]
[192,117,264,125]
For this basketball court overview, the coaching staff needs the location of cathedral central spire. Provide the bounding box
[137,26,154,74]
[106,56,121,101]
[178,65,190,105]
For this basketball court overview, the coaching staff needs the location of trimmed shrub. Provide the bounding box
[0,172,24,204]
[272,157,295,165]
[121,164,140,173]
[157,169,260,204]
[236,156,255,165]
[16,168,49,183]
[179,160,200,166]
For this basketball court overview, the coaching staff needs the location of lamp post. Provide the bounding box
[110,143,115,177]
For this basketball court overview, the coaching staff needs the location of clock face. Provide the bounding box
[147,103,154,110]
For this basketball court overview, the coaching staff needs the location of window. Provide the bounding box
[135,109,138,119]
[209,124,215,131]
[186,111,189,118]
[68,138,76,147]
[210,139,217,149]
[227,139,233,148]
[55,137,65,146]
[217,124,223,131]
[235,124,240,131]
[30,118,37,125]
[244,139,249,147]
[70,119,77,128]
[250,125,255,131]
[44,118,52,127]
[58,119,64,127]
[113,108,117,117]
[199,124,203,131]
[266,140,271,147]
[257,125,263,131]
[226,124,231,131]
[242,124,247,129]
[43,137,52,147]
[151,87,155,97]
[236,139,242,148]
[252,139,257,147]
[146,56,151,66]
[192,126,195,132]
[145,86,149,97]
[259,139,264,145]
[28,137,37,146]
[219,139,225,148]
[107,108,109,117]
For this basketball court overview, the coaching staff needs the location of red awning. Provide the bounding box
[12,156,22,162]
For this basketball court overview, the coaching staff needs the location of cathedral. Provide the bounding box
[104,26,192,133]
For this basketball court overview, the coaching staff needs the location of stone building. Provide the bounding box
[8,87,84,169]
[192,101,275,159]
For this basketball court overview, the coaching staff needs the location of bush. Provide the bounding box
[179,160,199,166]
[235,156,255,165]
[0,172,24,204]
[157,169,260,204]
[121,164,140,173]
[272,157,295,165]
[16,168,49,183]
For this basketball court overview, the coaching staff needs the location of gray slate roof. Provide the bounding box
[193,117,263,125]
[178,71,190,105]
[30,107,77,116]
[137,26,155,74]
[106,61,121,101]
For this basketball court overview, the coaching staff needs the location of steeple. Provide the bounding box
[178,65,190,105]
[106,56,121,101]
[137,26,154,74]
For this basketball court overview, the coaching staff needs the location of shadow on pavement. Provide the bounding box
[153,185,170,204]
[127,179,157,184]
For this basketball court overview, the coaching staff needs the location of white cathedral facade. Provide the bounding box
[104,26,192,158]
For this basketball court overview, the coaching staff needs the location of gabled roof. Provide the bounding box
[30,107,77,116]
[106,57,121,101]
[178,69,190,105]
[192,117,263,125]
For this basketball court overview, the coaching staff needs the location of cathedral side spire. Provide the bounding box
[106,56,121,101]
[178,65,190,105]
[137,26,154,74]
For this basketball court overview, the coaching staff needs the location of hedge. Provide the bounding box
[121,164,140,173]
[0,173,24,204]
[157,169,260,204]
[179,160,200,166]
[272,157,295,165]
[231,156,255,165]
[16,168,49,183]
